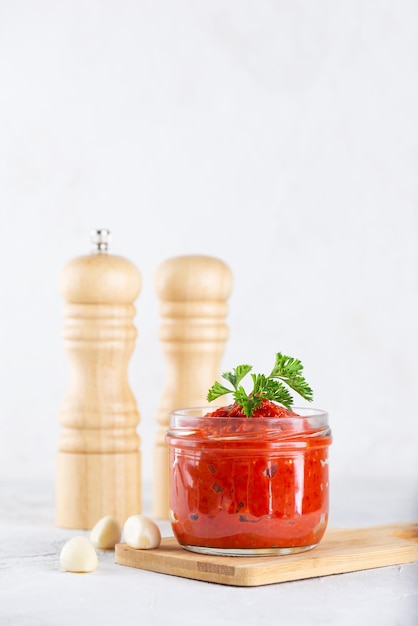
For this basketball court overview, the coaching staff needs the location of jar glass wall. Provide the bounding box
[166,407,332,556]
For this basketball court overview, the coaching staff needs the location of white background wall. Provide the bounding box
[1,1,417,498]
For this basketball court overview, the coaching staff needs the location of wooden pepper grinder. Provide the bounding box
[56,229,142,529]
[153,255,233,518]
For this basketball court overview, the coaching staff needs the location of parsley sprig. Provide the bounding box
[207,352,313,417]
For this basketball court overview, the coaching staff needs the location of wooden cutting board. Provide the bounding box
[115,522,418,587]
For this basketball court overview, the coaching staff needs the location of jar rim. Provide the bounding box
[169,405,328,420]
[167,406,331,446]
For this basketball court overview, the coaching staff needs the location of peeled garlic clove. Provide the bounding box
[90,515,121,549]
[60,536,98,573]
[123,514,161,549]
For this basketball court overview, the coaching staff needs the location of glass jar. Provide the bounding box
[166,406,332,556]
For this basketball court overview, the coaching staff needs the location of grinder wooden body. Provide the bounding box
[56,234,142,529]
[153,255,233,518]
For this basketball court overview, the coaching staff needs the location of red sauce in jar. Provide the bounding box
[167,401,332,555]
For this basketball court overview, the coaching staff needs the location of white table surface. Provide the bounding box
[1,477,417,626]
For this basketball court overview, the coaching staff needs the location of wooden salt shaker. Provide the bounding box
[56,230,142,529]
[153,255,233,518]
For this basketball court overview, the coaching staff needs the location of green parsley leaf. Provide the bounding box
[221,364,252,389]
[206,351,313,417]
[269,353,313,402]
[206,381,233,402]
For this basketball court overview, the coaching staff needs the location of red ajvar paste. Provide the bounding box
[168,400,331,552]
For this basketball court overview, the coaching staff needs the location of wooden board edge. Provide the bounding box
[115,547,418,587]
[114,522,418,587]
[239,549,418,587]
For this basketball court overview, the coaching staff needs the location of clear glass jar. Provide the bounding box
[166,406,332,556]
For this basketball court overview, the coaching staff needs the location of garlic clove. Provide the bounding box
[123,514,161,549]
[60,536,98,573]
[90,515,121,549]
